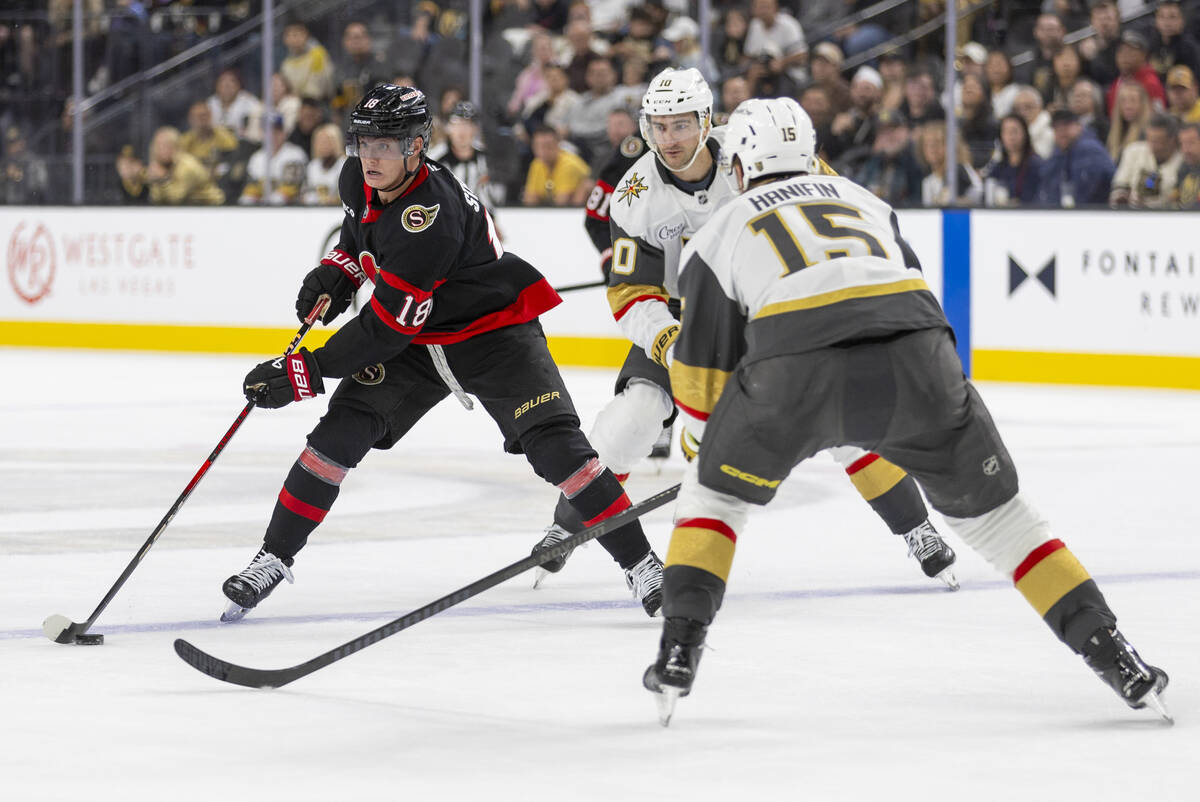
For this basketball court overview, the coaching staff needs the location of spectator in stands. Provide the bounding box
[522,125,592,206]
[1013,85,1055,158]
[1,126,48,205]
[877,50,907,112]
[800,86,835,158]
[562,18,606,93]
[744,0,809,93]
[429,101,501,207]
[1016,13,1066,99]
[144,126,225,206]
[508,30,557,120]
[301,123,345,206]
[830,0,896,58]
[1070,78,1111,143]
[716,75,754,126]
[827,66,883,169]
[587,0,638,36]
[1046,44,1085,110]
[430,86,467,151]
[288,97,327,158]
[179,101,238,181]
[982,114,1043,207]
[663,16,720,85]
[853,109,924,207]
[280,19,334,102]
[1079,0,1123,88]
[919,121,984,206]
[529,0,570,34]
[1150,0,1200,82]
[1108,31,1167,116]
[332,21,389,122]
[520,63,581,140]
[810,42,851,114]
[115,144,149,204]
[1173,121,1200,206]
[714,6,752,82]
[1037,108,1115,206]
[239,115,308,206]
[208,69,264,144]
[613,55,650,108]
[609,5,668,70]
[1107,80,1154,161]
[272,73,302,135]
[1165,64,1200,121]
[985,48,1021,118]
[596,107,639,170]
[567,56,629,164]
[899,66,946,127]
[1110,112,1183,207]
[958,73,998,168]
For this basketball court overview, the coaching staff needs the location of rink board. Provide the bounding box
[2,206,1198,388]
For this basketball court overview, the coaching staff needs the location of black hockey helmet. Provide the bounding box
[346,84,433,159]
[448,101,479,123]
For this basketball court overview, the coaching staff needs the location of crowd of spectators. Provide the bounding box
[7,0,1200,209]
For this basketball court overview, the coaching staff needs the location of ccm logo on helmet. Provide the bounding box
[719,464,780,488]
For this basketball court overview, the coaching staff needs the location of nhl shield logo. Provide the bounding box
[353,363,386,385]
[982,455,1000,476]
[401,203,440,233]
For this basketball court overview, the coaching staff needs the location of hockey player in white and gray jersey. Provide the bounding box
[532,67,958,591]
[644,97,1170,726]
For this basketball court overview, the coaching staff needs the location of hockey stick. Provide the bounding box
[43,296,332,646]
[553,279,606,293]
[174,483,681,688]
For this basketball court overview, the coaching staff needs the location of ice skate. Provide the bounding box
[643,617,707,726]
[530,524,582,589]
[901,520,958,590]
[219,547,295,622]
[1082,627,1172,723]
[649,424,673,460]
[625,550,664,617]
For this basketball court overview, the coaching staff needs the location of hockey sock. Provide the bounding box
[263,445,349,559]
[661,517,736,625]
[559,458,651,569]
[1012,539,1117,653]
[843,453,928,534]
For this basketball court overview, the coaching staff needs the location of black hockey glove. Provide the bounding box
[296,263,355,324]
[243,348,324,408]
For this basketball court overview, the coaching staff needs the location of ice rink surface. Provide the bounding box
[1,347,1197,801]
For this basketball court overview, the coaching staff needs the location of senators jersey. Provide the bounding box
[606,129,740,361]
[583,133,648,263]
[313,157,559,378]
[670,173,948,423]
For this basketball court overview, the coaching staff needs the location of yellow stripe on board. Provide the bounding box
[973,350,1200,390]
[0,321,630,368]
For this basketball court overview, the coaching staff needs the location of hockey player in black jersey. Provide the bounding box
[221,85,664,620]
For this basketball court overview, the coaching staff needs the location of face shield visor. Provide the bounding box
[345,134,414,161]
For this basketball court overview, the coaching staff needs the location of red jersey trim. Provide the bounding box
[613,294,667,321]
[674,398,710,422]
[369,295,425,335]
[360,165,430,224]
[376,268,434,299]
[412,279,562,345]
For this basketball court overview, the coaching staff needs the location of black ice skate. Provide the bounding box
[530,524,582,589]
[649,424,673,460]
[625,550,664,617]
[1082,627,1172,723]
[901,520,959,590]
[220,547,295,622]
[643,617,707,726]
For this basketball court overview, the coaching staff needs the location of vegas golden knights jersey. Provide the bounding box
[669,172,949,423]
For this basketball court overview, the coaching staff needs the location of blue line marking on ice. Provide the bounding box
[6,570,1196,642]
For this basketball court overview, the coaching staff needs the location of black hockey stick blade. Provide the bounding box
[553,278,606,293]
[174,483,681,689]
[44,297,331,644]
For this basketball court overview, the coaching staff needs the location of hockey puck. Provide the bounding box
[74,633,104,645]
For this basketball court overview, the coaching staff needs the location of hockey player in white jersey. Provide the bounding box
[643,97,1170,726]
[531,67,958,596]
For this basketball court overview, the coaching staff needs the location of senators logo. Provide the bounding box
[401,203,441,233]
[353,363,386,385]
[7,221,56,304]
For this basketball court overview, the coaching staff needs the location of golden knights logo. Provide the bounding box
[401,203,441,233]
[616,173,649,206]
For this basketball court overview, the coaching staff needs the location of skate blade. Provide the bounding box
[532,568,551,590]
[654,686,682,727]
[1141,689,1174,725]
[219,601,249,623]
[935,567,960,591]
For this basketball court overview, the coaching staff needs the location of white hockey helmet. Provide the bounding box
[639,67,714,173]
[720,97,817,192]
